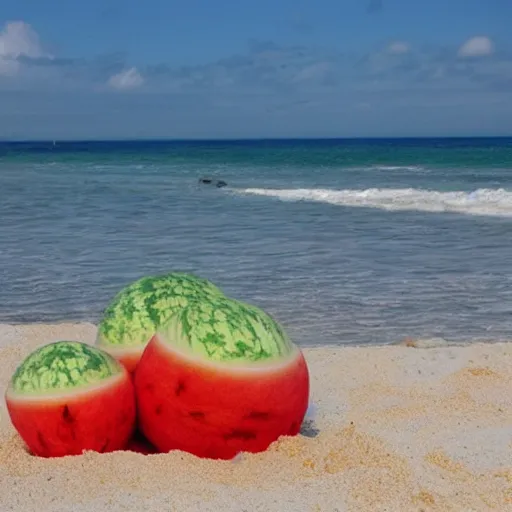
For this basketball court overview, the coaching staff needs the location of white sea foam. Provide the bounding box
[233,187,512,217]
[371,165,425,172]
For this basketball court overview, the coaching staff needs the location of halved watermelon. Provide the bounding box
[5,341,136,458]
[96,272,224,372]
[134,297,309,460]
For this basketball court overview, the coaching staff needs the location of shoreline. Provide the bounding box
[0,320,509,349]
[1,323,511,511]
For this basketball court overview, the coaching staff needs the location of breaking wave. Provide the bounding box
[233,187,512,217]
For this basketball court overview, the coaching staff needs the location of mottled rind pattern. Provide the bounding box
[96,272,224,348]
[10,341,122,394]
[159,296,294,362]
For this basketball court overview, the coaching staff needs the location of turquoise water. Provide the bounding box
[1,138,512,346]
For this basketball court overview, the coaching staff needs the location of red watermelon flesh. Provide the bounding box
[101,346,141,375]
[5,341,136,458]
[134,298,310,460]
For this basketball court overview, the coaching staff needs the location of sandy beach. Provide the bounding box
[0,324,511,511]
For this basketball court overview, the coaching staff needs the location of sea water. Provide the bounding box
[1,138,511,346]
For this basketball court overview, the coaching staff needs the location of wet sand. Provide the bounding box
[1,323,511,511]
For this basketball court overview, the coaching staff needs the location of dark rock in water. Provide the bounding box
[198,177,228,188]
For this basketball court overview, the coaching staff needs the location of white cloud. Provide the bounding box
[387,41,410,55]
[0,21,48,76]
[107,67,144,90]
[292,62,331,83]
[458,36,494,58]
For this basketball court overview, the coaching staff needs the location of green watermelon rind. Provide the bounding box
[96,272,224,348]
[9,341,124,395]
[158,296,295,363]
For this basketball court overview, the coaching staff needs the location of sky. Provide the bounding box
[0,0,511,140]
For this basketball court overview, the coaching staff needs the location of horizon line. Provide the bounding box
[2,135,512,144]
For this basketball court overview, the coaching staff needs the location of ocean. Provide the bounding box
[1,137,512,347]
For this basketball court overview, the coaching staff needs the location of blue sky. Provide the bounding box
[1,0,511,139]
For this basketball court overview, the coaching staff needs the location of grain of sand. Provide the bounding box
[0,324,511,511]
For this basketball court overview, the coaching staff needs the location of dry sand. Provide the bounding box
[0,323,511,512]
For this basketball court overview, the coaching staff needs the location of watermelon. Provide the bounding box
[96,272,224,372]
[126,430,159,455]
[134,297,309,460]
[5,341,136,458]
